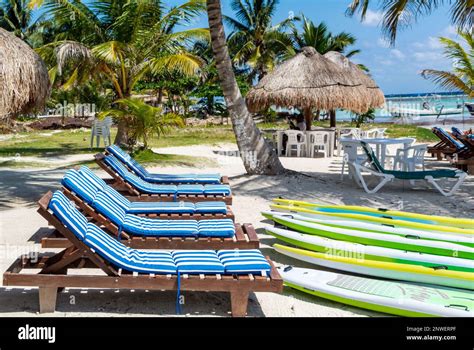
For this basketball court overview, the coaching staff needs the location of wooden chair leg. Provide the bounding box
[39,287,58,313]
[230,290,249,317]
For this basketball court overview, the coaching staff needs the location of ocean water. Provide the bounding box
[334,92,474,127]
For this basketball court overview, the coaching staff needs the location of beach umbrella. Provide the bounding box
[246,46,373,129]
[324,51,385,109]
[0,28,51,122]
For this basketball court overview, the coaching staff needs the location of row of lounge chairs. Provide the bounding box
[428,127,474,174]
[4,146,282,316]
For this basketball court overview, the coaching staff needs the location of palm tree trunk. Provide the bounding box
[206,0,284,175]
[329,110,336,128]
[303,107,313,131]
[114,119,129,145]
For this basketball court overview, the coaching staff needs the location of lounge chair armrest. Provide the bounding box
[350,162,394,179]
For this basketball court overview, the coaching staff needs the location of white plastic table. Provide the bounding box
[361,138,415,167]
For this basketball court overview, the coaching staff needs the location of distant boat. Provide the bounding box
[465,103,474,116]
[388,105,463,118]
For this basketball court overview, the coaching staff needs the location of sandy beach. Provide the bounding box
[0,142,473,317]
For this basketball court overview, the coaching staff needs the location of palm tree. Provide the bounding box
[287,15,359,58]
[225,0,295,83]
[421,30,473,98]
[206,0,284,175]
[347,0,473,44]
[35,0,207,144]
[99,97,184,149]
[0,0,47,45]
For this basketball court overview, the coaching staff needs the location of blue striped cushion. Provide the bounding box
[176,184,205,194]
[197,219,235,237]
[79,166,107,190]
[127,201,195,214]
[194,202,227,214]
[122,215,199,237]
[218,250,271,275]
[203,184,231,196]
[92,191,126,227]
[107,145,222,184]
[435,127,465,150]
[85,223,177,274]
[105,155,231,196]
[102,185,131,211]
[62,169,98,204]
[172,251,225,274]
[48,191,88,240]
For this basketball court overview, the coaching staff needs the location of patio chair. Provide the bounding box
[4,191,282,316]
[429,127,470,159]
[307,132,327,158]
[284,130,306,157]
[336,128,361,156]
[106,145,226,184]
[40,189,257,250]
[65,167,233,220]
[349,141,467,196]
[340,139,368,180]
[393,144,428,171]
[95,153,233,205]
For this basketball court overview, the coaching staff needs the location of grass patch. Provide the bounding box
[0,120,436,167]
[132,149,216,168]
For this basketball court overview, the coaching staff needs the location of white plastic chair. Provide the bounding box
[285,131,306,157]
[307,132,328,158]
[91,117,113,148]
[393,144,428,171]
[337,128,360,156]
[340,139,368,180]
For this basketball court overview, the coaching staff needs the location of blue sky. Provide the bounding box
[169,0,459,94]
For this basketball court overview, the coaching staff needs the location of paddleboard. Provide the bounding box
[272,199,474,229]
[268,214,474,259]
[274,244,474,290]
[279,265,473,317]
[266,226,474,272]
[262,211,474,247]
[270,202,474,235]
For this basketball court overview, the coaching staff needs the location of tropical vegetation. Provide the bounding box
[421,30,473,98]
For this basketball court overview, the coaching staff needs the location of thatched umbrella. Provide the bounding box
[324,51,385,108]
[0,28,51,122]
[246,46,373,129]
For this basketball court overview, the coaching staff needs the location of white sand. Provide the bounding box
[0,143,472,317]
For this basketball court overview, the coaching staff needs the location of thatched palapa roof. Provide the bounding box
[246,47,374,114]
[324,51,385,108]
[0,28,51,121]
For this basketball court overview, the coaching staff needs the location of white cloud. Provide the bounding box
[442,25,458,37]
[390,49,405,60]
[377,38,391,48]
[361,10,383,26]
[413,51,444,62]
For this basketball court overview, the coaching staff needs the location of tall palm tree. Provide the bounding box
[421,30,473,98]
[347,0,473,44]
[35,0,207,144]
[225,0,294,83]
[0,0,46,45]
[287,15,360,58]
[206,0,285,175]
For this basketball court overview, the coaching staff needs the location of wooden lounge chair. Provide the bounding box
[105,145,229,185]
[349,141,467,196]
[39,191,259,250]
[428,127,470,160]
[4,194,281,317]
[95,153,233,205]
[65,167,235,221]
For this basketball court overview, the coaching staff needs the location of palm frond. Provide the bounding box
[421,69,473,97]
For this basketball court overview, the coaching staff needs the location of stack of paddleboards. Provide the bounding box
[263,198,474,317]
